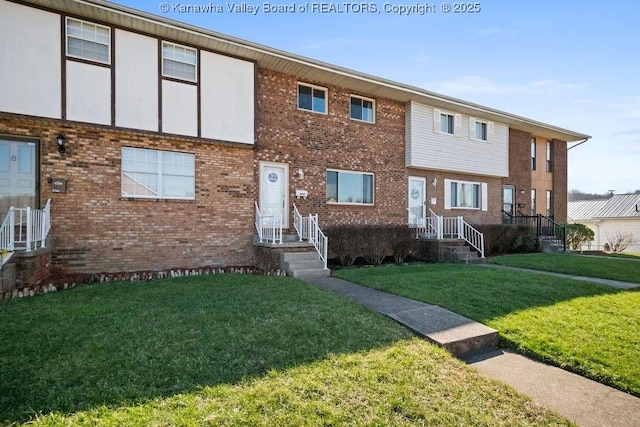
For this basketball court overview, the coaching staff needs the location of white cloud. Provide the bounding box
[424,75,588,97]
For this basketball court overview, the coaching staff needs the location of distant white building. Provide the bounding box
[568,194,640,252]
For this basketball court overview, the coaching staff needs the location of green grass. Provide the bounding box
[490,253,640,283]
[0,275,570,426]
[335,264,640,396]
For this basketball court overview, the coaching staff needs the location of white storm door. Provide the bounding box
[259,162,288,227]
[0,140,37,218]
[408,176,426,226]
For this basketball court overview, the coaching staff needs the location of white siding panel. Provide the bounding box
[0,2,61,118]
[406,101,509,177]
[115,30,158,131]
[66,61,111,125]
[201,51,254,144]
[162,80,197,136]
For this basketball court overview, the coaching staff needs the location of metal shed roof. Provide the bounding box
[568,194,640,220]
[22,0,591,143]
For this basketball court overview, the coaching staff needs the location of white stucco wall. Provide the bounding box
[66,61,111,125]
[162,80,197,136]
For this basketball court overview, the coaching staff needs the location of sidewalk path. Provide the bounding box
[301,274,640,427]
[480,263,640,290]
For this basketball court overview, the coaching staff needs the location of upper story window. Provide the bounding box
[326,169,374,205]
[546,141,553,172]
[121,147,195,200]
[469,118,493,142]
[66,18,111,64]
[350,95,375,123]
[531,138,537,170]
[433,109,460,136]
[298,83,327,114]
[162,42,197,82]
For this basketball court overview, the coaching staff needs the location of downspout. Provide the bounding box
[567,137,591,150]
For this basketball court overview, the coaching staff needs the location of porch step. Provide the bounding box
[280,251,330,279]
[443,244,486,265]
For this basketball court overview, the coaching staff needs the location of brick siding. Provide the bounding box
[552,138,568,222]
[503,128,533,214]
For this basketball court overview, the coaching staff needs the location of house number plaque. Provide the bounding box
[51,178,67,193]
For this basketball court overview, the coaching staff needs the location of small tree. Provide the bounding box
[565,223,595,251]
[605,231,635,253]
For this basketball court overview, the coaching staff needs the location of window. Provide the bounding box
[531,189,537,216]
[162,42,197,82]
[434,109,460,135]
[121,147,195,200]
[475,121,487,141]
[546,190,553,217]
[531,138,537,170]
[326,170,374,205]
[298,83,327,114]
[546,141,553,172]
[66,18,111,64]
[445,179,488,210]
[350,95,374,123]
[440,113,455,134]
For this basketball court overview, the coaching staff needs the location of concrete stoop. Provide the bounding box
[442,242,486,264]
[280,251,330,279]
[304,276,497,359]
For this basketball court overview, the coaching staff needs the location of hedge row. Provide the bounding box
[324,225,416,266]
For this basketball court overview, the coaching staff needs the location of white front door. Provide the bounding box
[0,139,38,218]
[408,176,426,225]
[259,162,288,227]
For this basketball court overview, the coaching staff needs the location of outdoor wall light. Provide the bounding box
[432,177,438,187]
[56,134,66,154]
[297,169,304,179]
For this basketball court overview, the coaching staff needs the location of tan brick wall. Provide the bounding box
[0,115,255,274]
[552,139,568,222]
[503,128,533,215]
[255,69,408,228]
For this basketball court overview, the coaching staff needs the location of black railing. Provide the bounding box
[502,211,567,251]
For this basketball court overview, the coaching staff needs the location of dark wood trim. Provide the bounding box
[160,75,199,87]
[60,14,66,120]
[64,56,112,69]
[111,28,116,127]
[197,48,202,138]
[157,39,163,133]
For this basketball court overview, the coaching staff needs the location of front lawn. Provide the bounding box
[335,264,640,396]
[490,253,640,284]
[0,275,569,426]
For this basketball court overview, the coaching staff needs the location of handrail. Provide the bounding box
[459,216,485,258]
[293,204,328,269]
[0,199,52,252]
[504,212,567,251]
[254,202,282,244]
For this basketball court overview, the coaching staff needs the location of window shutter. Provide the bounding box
[454,114,462,136]
[444,179,452,209]
[487,121,494,142]
[469,118,476,140]
[433,109,441,133]
[481,183,488,211]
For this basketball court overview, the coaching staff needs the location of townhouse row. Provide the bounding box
[0,0,589,274]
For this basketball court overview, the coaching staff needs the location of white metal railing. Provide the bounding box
[0,199,51,252]
[293,204,328,269]
[411,209,484,258]
[254,202,283,244]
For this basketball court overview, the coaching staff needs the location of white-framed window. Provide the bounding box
[326,169,374,205]
[66,18,111,64]
[531,189,537,215]
[121,147,195,200]
[298,83,327,114]
[433,109,461,136]
[469,118,494,142]
[546,141,553,172]
[444,179,488,211]
[162,42,197,82]
[350,95,375,123]
[546,190,553,217]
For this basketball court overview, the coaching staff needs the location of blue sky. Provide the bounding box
[121,0,639,194]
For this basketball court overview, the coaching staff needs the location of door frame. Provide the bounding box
[408,176,427,224]
[258,161,289,228]
[0,135,40,216]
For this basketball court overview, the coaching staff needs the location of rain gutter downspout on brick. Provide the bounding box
[567,137,591,150]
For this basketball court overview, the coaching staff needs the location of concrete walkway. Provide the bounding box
[479,263,640,290]
[302,275,640,427]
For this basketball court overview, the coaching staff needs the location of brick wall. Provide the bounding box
[255,69,407,227]
[503,128,533,214]
[552,139,568,222]
[0,114,255,274]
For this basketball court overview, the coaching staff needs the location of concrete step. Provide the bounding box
[281,251,319,262]
[280,251,327,278]
[282,259,325,271]
[289,268,331,279]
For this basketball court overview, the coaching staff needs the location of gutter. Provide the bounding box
[568,137,591,150]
